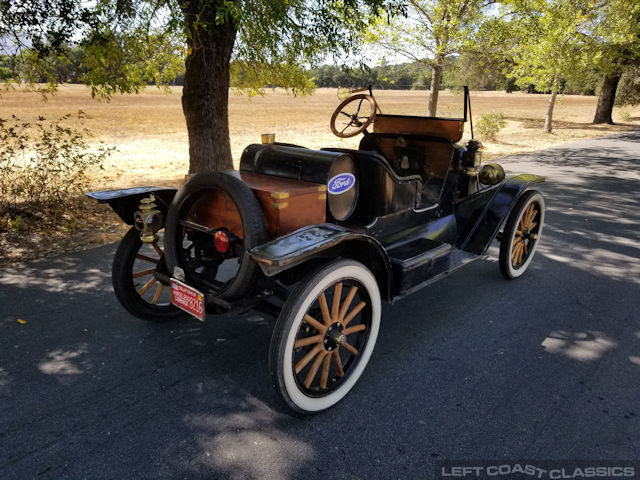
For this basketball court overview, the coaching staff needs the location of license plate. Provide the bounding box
[170,278,205,321]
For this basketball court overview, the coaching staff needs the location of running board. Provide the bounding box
[388,239,478,299]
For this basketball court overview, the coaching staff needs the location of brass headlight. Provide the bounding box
[479,163,506,185]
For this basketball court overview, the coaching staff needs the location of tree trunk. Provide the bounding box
[593,74,622,125]
[179,1,238,174]
[544,89,558,134]
[428,63,443,117]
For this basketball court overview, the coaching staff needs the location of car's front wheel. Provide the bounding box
[269,259,381,413]
[499,190,545,279]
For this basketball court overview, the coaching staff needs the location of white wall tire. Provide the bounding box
[269,259,381,413]
[499,190,545,279]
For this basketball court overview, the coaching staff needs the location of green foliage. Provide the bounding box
[231,60,315,96]
[366,0,484,66]
[499,0,595,95]
[618,109,632,122]
[307,62,429,90]
[0,0,400,98]
[81,30,186,99]
[0,46,86,88]
[1,0,403,173]
[6,215,25,231]
[476,112,507,140]
[562,68,600,96]
[230,0,403,96]
[0,66,11,80]
[616,66,640,107]
[365,0,485,102]
[0,114,113,219]
[584,0,640,78]
[1,42,183,90]
[444,52,514,92]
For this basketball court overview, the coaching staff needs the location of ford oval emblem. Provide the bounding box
[327,173,355,195]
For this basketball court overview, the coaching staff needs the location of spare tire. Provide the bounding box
[164,171,266,300]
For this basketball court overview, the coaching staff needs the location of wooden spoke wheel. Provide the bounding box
[499,190,545,279]
[164,172,265,300]
[112,227,183,321]
[269,259,381,413]
[330,94,377,138]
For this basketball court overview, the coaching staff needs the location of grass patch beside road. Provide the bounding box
[3,85,638,186]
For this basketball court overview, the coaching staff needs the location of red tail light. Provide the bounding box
[214,231,229,253]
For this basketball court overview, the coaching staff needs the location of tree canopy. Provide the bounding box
[1,0,402,172]
[473,0,640,131]
[496,0,598,132]
[366,0,485,115]
[2,0,639,151]
[584,0,640,123]
[616,65,640,107]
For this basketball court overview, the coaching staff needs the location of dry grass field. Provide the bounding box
[2,84,639,188]
[0,84,638,264]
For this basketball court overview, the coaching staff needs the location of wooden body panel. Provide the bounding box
[188,190,244,238]
[373,114,464,143]
[232,171,326,238]
[188,172,326,240]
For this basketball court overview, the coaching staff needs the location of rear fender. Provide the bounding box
[457,174,545,255]
[249,224,392,301]
[86,187,177,225]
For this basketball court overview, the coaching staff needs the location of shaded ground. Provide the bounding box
[1,132,639,479]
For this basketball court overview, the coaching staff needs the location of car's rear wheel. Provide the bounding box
[499,190,545,279]
[112,227,183,321]
[269,259,381,413]
[164,172,266,300]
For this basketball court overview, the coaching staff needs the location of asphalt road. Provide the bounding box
[1,132,639,479]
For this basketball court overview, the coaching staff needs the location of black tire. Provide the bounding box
[499,190,545,279]
[269,259,381,413]
[164,171,266,300]
[112,227,184,322]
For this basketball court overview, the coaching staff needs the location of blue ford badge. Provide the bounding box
[328,173,355,195]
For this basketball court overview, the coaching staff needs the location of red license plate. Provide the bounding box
[170,278,205,321]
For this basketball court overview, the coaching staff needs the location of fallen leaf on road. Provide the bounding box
[17,319,27,324]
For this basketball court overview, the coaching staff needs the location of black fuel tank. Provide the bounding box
[240,144,358,222]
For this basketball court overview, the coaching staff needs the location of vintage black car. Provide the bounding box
[88,87,545,413]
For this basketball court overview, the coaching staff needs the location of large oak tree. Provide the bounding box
[587,0,640,124]
[1,0,401,173]
[491,0,597,134]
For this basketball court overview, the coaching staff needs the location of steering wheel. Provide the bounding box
[330,94,378,138]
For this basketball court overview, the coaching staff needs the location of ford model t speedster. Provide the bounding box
[88,87,545,413]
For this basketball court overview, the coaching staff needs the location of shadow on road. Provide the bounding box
[1,132,639,478]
